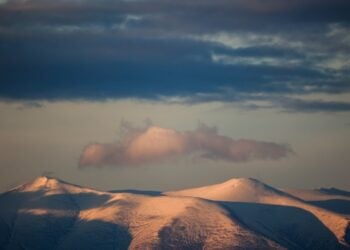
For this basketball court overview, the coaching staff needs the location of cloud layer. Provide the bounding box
[79,124,292,167]
[1,0,350,112]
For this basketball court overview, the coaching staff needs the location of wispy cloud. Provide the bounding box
[159,89,350,113]
[79,123,292,167]
[16,101,44,110]
[211,53,301,67]
[274,97,350,113]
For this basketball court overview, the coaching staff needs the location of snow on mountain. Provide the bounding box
[0,176,282,250]
[284,188,350,217]
[284,188,350,202]
[167,178,350,249]
[0,176,349,249]
[167,178,291,203]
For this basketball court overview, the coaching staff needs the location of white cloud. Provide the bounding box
[211,53,301,67]
[315,54,350,71]
[79,123,292,167]
[191,32,304,50]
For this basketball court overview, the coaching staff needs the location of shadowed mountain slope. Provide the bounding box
[0,176,349,250]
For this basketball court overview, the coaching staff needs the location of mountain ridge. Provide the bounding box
[0,176,349,250]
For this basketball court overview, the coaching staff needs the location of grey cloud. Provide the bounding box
[1,0,350,34]
[167,90,350,113]
[275,98,350,113]
[1,0,350,112]
[16,101,44,110]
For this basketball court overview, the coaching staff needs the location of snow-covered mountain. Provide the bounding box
[283,188,350,217]
[0,176,349,250]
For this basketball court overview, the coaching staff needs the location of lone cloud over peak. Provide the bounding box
[79,123,293,167]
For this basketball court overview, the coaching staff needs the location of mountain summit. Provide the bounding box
[0,177,349,250]
[166,177,291,202]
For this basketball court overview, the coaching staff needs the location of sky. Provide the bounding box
[0,0,350,192]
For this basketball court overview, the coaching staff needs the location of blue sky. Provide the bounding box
[0,0,350,191]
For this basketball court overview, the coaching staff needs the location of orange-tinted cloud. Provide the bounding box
[79,123,292,167]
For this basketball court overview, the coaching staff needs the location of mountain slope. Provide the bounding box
[284,188,350,217]
[284,188,350,202]
[0,176,283,250]
[167,178,350,249]
[1,176,349,249]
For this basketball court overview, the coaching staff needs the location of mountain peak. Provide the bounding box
[166,177,288,203]
[223,177,262,185]
[34,175,51,183]
[220,177,275,191]
[16,175,72,192]
[27,176,60,190]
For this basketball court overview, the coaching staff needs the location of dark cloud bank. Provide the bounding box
[1,0,350,112]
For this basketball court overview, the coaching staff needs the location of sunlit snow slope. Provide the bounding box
[0,176,349,250]
[167,178,350,249]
